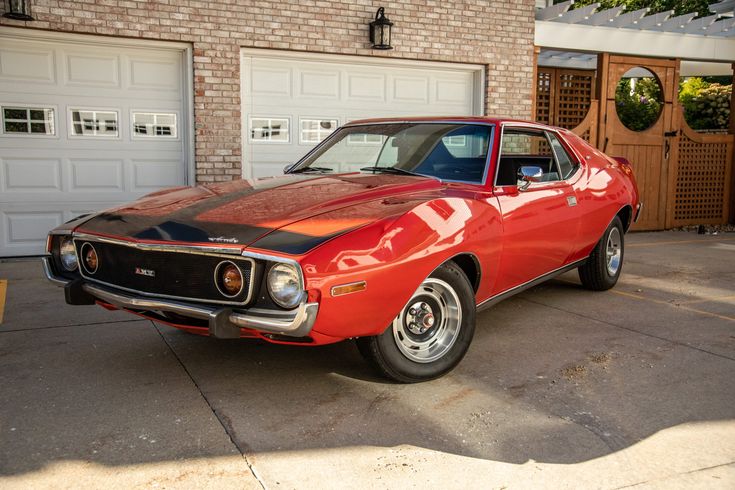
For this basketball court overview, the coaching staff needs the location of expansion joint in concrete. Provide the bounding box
[151,322,267,490]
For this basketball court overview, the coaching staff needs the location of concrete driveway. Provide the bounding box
[1,231,733,489]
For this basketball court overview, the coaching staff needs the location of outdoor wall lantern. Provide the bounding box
[3,0,34,20]
[369,7,393,50]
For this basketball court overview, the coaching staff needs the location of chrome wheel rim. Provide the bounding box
[606,227,622,276]
[392,278,462,363]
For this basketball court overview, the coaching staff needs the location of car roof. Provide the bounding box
[344,116,552,127]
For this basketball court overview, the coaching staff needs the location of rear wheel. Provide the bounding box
[578,216,624,291]
[357,262,475,383]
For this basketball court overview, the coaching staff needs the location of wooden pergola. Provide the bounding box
[533,0,735,230]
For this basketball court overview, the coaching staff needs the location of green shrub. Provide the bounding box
[679,78,731,130]
[615,77,663,131]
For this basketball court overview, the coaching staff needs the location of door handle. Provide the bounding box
[664,139,670,160]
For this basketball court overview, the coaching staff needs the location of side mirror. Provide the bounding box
[517,166,543,190]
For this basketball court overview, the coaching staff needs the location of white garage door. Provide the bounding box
[0,29,190,257]
[241,50,484,179]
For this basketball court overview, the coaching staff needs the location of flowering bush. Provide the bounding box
[679,78,732,130]
[615,77,663,132]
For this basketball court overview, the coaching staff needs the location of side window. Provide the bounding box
[547,132,576,179]
[496,128,558,185]
[132,112,178,139]
[2,106,55,135]
[248,116,288,143]
[299,118,338,144]
[70,109,119,137]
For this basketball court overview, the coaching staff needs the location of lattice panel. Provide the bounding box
[674,135,729,223]
[556,72,594,129]
[536,70,552,125]
[535,68,594,131]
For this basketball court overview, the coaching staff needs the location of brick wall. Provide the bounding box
[1,0,536,182]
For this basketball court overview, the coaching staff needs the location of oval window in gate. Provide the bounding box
[615,67,663,132]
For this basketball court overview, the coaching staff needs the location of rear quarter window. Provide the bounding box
[546,132,576,179]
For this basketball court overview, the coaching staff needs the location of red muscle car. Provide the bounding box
[44,117,640,382]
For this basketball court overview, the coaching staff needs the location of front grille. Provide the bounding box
[74,239,254,305]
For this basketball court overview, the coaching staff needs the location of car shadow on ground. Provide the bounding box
[150,275,735,464]
[1,272,733,475]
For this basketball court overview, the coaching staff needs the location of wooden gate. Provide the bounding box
[669,117,734,227]
[598,55,679,231]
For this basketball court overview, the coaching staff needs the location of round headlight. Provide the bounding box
[81,242,98,274]
[215,261,244,297]
[267,263,302,309]
[59,237,78,271]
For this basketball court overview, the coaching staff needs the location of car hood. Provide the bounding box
[75,173,441,252]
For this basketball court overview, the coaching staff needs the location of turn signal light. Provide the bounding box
[79,242,98,274]
[215,261,244,297]
[331,281,367,297]
[84,246,98,272]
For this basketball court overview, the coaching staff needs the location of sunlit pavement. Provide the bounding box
[1,231,733,489]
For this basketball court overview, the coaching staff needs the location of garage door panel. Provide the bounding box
[128,56,181,91]
[63,52,120,88]
[132,159,185,190]
[1,203,122,255]
[3,210,64,251]
[253,163,290,179]
[436,78,473,104]
[298,70,340,99]
[0,43,55,84]
[346,73,387,101]
[251,66,292,97]
[2,158,62,192]
[392,76,429,103]
[70,159,125,191]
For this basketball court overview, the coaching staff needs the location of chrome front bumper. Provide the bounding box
[42,257,318,339]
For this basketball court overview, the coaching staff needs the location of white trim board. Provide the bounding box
[536,20,735,62]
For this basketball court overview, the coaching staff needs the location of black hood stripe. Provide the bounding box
[250,227,357,255]
[77,174,322,244]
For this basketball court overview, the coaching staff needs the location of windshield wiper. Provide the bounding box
[360,166,420,177]
[290,166,333,174]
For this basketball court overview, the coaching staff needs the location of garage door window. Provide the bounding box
[132,112,177,138]
[250,117,289,143]
[70,109,119,137]
[299,118,338,144]
[2,106,55,135]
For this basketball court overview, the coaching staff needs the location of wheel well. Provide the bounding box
[617,205,633,232]
[449,254,481,293]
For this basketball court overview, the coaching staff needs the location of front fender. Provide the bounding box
[300,196,502,339]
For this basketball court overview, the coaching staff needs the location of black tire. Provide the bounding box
[356,262,476,383]
[578,216,624,291]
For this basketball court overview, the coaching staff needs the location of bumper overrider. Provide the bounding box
[42,255,319,340]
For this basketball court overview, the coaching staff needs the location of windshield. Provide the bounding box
[290,122,494,184]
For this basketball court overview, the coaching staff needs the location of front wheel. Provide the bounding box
[578,215,624,291]
[356,262,476,383]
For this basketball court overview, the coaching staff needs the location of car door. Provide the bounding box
[492,126,580,293]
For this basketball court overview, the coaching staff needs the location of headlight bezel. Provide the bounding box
[266,262,304,310]
[80,242,99,274]
[59,236,79,272]
[214,260,245,298]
